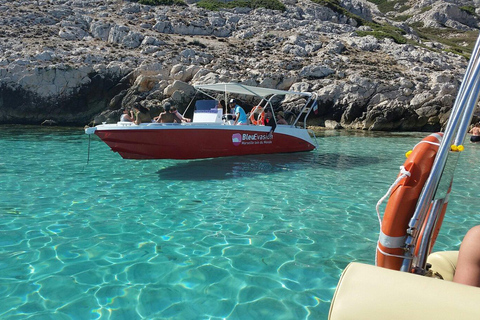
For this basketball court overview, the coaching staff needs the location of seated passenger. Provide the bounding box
[276,111,288,125]
[229,99,247,125]
[217,100,226,114]
[120,108,133,122]
[154,104,176,123]
[132,103,151,125]
[171,106,190,123]
[264,107,276,135]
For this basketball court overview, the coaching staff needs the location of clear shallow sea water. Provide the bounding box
[1,125,480,319]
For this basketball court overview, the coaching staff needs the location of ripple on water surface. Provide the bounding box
[1,127,480,319]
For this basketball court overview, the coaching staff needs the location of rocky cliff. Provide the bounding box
[1,0,479,130]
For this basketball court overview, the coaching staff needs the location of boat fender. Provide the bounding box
[376,132,443,270]
[249,106,265,125]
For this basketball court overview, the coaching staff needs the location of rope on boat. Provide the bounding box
[412,139,441,149]
[376,244,413,260]
[375,138,439,228]
[374,141,438,266]
[87,134,91,165]
[183,90,199,117]
[375,166,411,228]
[308,129,319,149]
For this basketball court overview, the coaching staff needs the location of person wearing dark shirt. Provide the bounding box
[264,107,276,135]
[217,100,226,114]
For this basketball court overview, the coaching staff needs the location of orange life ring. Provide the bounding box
[249,106,265,125]
[376,132,443,270]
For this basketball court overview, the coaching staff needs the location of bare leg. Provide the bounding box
[453,225,480,287]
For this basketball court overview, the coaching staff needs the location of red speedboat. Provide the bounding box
[85,83,318,160]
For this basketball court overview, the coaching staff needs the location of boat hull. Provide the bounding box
[92,123,316,159]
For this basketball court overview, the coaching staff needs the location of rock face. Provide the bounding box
[0,0,479,130]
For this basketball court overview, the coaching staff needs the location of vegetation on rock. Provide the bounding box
[312,0,408,44]
[366,0,410,14]
[2,0,479,129]
[138,0,187,5]
[460,5,476,16]
[356,28,407,44]
[197,0,286,11]
[414,28,478,58]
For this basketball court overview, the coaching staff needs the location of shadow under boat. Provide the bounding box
[157,151,383,181]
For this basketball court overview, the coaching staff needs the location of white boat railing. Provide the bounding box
[402,33,480,273]
[193,82,317,129]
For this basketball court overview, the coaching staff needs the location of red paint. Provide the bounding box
[95,127,315,159]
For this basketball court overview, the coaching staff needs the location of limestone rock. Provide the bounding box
[0,0,474,130]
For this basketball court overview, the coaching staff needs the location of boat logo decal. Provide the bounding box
[232,133,242,146]
[232,133,273,146]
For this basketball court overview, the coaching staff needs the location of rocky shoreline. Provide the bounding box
[1,0,479,130]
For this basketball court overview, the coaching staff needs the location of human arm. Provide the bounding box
[267,117,276,134]
[171,112,180,123]
[134,111,141,125]
[453,225,480,287]
[234,111,239,125]
[175,111,190,123]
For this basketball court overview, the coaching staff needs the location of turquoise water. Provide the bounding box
[1,125,480,319]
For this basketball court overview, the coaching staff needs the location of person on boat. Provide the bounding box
[264,107,277,135]
[276,111,288,125]
[217,100,226,114]
[453,225,480,287]
[469,123,480,142]
[171,106,190,123]
[120,107,133,122]
[229,99,247,125]
[133,103,151,125]
[154,103,176,123]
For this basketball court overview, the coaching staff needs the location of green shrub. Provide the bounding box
[311,0,408,44]
[420,5,432,13]
[251,0,286,11]
[413,27,478,59]
[312,0,340,6]
[139,0,187,5]
[311,0,362,25]
[357,30,407,44]
[197,0,286,11]
[187,40,207,48]
[360,21,408,44]
[460,5,476,16]
[365,0,409,13]
[410,21,424,28]
[395,14,412,22]
[196,0,223,10]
